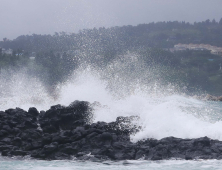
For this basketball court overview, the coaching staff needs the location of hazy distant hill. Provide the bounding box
[1,19,222,96]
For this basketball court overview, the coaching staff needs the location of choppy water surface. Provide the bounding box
[2,157,222,170]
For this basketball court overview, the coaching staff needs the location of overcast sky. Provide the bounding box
[0,0,222,40]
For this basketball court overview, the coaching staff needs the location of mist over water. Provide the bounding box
[1,53,222,142]
[0,68,53,111]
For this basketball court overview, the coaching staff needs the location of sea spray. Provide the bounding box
[1,54,222,142]
[0,69,53,111]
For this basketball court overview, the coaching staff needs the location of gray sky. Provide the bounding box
[0,0,222,40]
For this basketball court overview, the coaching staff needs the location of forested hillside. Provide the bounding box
[1,19,222,95]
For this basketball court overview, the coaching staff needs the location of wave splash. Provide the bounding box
[1,54,222,142]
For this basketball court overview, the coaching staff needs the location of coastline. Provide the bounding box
[1,100,222,161]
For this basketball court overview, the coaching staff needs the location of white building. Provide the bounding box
[174,43,222,56]
[1,48,13,55]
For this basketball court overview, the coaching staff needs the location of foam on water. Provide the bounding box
[1,156,222,170]
[56,68,222,141]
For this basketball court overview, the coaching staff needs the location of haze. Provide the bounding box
[0,0,222,40]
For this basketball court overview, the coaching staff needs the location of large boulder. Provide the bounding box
[39,101,93,133]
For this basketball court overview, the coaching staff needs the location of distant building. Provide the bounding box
[211,50,222,56]
[173,43,222,56]
[16,53,23,56]
[29,57,35,60]
[1,48,5,54]
[174,43,189,51]
[29,52,36,60]
[208,59,214,61]
[66,49,80,55]
[1,48,13,55]
[167,36,177,41]
[31,52,36,57]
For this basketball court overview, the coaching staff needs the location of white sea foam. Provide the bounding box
[1,60,222,142]
[0,69,53,111]
[1,158,222,170]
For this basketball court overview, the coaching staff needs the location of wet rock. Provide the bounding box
[24,120,38,129]
[54,152,70,160]
[10,150,27,156]
[42,135,52,145]
[59,145,77,155]
[0,145,13,151]
[52,135,71,144]
[42,125,57,133]
[151,154,163,160]
[193,136,211,147]
[2,125,12,132]
[135,150,146,160]
[31,140,43,149]
[0,130,8,137]
[100,132,113,141]
[1,150,10,156]
[28,107,39,117]
[12,137,22,146]
[1,100,222,161]
[43,143,58,154]
[1,137,12,143]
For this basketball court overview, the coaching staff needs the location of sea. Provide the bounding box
[2,157,222,170]
[1,60,222,170]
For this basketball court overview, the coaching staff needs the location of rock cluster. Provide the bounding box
[1,100,222,160]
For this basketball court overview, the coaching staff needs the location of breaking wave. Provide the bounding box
[1,54,222,142]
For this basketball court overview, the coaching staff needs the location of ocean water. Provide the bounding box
[1,62,222,169]
[2,157,222,170]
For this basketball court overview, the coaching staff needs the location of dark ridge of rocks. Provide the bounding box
[1,100,222,161]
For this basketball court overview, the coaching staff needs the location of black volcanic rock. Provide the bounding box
[1,100,222,160]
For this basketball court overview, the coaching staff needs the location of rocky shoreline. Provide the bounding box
[1,100,222,161]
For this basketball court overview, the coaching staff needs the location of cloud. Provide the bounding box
[0,0,222,40]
